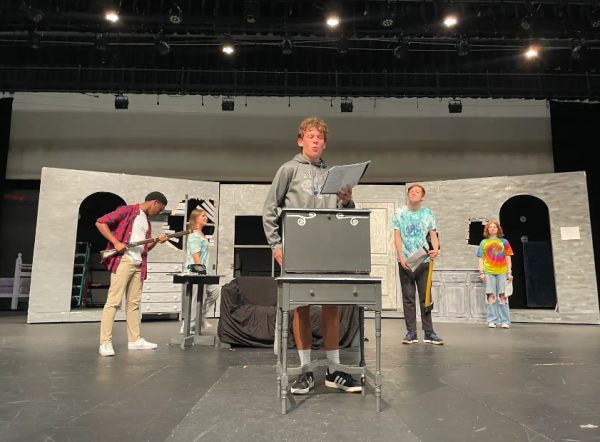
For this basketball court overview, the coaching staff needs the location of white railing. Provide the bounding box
[0,254,32,310]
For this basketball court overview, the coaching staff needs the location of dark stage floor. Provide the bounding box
[1,312,599,442]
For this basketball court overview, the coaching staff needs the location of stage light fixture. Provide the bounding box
[168,2,183,24]
[326,2,341,27]
[115,94,129,109]
[525,46,538,58]
[393,40,409,60]
[20,2,43,22]
[340,98,353,113]
[281,38,293,55]
[29,31,41,49]
[244,0,260,23]
[520,16,532,30]
[448,99,462,114]
[457,39,470,56]
[95,32,109,50]
[590,8,600,28]
[337,36,349,54]
[444,14,458,27]
[381,5,395,27]
[571,40,586,59]
[155,36,170,55]
[222,35,235,54]
[105,11,119,22]
[222,97,234,111]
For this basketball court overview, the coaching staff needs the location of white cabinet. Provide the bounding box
[141,261,183,316]
[444,283,468,317]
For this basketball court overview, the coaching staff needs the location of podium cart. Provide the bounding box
[169,273,221,349]
[274,208,383,414]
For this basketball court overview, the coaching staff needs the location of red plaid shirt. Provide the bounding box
[97,204,152,281]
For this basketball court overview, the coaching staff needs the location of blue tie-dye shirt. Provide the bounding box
[389,206,437,263]
[186,231,210,274]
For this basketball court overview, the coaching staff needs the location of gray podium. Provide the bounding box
[275,208,383,415]
[169,274,221,349]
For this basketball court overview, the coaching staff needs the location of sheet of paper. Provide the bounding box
[320,161,371,194]
[560,227,580,240]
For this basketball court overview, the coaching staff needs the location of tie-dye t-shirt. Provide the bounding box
[389,206,437,263]
[477,238,513,275]
[186,232,210,274]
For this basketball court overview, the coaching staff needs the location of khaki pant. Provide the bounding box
[100,256,143,344]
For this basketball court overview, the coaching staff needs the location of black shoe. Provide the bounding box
[402,330,418,345]
[291,372,314,395]
[325,369,362,393]
[423,331,444,345]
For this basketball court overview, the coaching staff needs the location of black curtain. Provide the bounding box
[550,102,600,299]
[0,98,14,231]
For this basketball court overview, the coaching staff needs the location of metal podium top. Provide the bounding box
[281,208,372,275]
[169,274,222,285]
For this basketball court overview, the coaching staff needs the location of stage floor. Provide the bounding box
[1,312,599,442]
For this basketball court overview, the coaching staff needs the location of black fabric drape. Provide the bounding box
[0,98,15,233]
[549,101,600,299]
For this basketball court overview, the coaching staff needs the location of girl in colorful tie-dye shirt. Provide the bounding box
[477,221,514,329]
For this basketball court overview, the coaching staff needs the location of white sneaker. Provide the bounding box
[99,342,115,356]
[128,338,158,350]
[202,321,213,329]
[488,323,497,328]
[502,324,510,329]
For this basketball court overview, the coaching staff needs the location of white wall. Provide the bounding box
[8,93,553,182]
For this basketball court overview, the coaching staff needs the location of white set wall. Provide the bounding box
[7,93,553,183]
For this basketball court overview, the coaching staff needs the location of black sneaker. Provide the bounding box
[291,372,314,395]
[423,331,444,345]
[402,330,418,345]
[325,369,362,393]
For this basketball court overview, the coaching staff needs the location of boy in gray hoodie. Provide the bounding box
[263,116,361,395]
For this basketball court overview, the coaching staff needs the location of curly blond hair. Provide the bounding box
[298,116,328,143]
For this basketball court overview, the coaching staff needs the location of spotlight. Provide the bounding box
[20,2,43,22]
[457,39,470,56]
[326,2,341,27]
[444,15,458,27]
[381,5,395,27]
[340,98,353,113]
[29,31,41,49]
[222,97,234,111]
[155,36,170,55]
[393,40,409,60]
[95,32,109,50]
[337,36,349,54]
[168,3,183,24]
[244,0,260,23]
[525,46,538,58]
[520,16,532,30]
[281,38,293,55]
[571,40,586,59]
[448,99,462,114]
[222,35,235,54]
[590,8,600,28]
[105,11,119,22]
[115,94,129,110]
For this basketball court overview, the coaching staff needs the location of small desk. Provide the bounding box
[168,273,221,349]
[275,274,383,415]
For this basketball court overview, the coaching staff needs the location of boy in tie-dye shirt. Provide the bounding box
[477,221,514,328]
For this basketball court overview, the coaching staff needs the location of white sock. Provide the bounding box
[326,349,340,364]
[298,349,311,366]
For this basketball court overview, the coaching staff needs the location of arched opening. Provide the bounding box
[72,192,126,309]
[499,195,557,309]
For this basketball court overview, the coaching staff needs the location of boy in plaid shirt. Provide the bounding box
[96,192,168,356]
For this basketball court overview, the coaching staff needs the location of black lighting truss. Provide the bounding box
[1,66,599,100]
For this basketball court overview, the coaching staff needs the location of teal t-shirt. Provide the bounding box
[389,206,437,262]
[186,232,210,274]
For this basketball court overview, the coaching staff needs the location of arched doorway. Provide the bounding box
[72,192,127,309]
[499,195,557,309]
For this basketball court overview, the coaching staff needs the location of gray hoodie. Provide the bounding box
[263,153,355,251]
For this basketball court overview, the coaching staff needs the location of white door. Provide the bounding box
[355,201,398,310]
